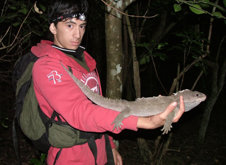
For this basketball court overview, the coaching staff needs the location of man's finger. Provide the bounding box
[161,101,177,119]
[173,95,185,122]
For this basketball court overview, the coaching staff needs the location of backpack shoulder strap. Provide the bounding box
[12,52,38,92]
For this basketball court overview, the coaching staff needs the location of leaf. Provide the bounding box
[30,158,41,165]
[10,6,17,10]
[39,14,48,21]
[153,52,168,61]
[32,17,40,23]
[136,42,149,48]
[6,13,18,19]
[32,30,42,36]
[199,0,210,2]
[157,42,168,50]
[19,8,28,15]
[213,12,224,19]
[139,57,147,65]
[224,0,226,8]
[174,32,185,37]
[173,4,181,12]
[200,4,209,9]
[13,22,21,26]
[0,120,8,128]
[0,16,6,23]
[40,153,47,162]
[189,4,205,14]
[41,24,49,31]
[38,4,46,12]
[9,0,21,7]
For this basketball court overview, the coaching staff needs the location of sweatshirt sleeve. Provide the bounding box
[32,58,138,134]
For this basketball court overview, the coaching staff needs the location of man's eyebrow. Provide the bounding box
[81,22,87,26]
[65,20,87,25]
[65,20,76,24]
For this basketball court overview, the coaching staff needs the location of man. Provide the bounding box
[31,0,185,164]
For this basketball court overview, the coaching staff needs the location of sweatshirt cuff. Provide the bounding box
[121,115,138,131]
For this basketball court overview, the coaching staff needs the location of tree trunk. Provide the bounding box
[105,10,123,99]
[104,0,136,98]
[197,54,226,150]
[196,1,226,151]
[104,0,136,150]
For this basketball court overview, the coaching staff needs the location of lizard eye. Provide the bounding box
[196,94,199,97]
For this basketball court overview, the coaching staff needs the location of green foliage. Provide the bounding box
[0,0,49,132]
[1,0,48,53]
[224,0,226,8]
[30,153,47,165]
[213,12,224,19]
[171,29,205,52]
[173,4,182,12]
[173,0,226,19]
[189,4,206,14]
[169,28,207,72]
[37,4,47,13]
[136,42,169,65]
[136,42,151,65]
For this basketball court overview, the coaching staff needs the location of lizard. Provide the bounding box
[61,63,206,134]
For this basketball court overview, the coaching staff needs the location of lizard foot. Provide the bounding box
[161,124,172,134]
[111,110,128,131]
[111,121,123,131]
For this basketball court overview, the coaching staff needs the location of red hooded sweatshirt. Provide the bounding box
[31,40,138,165]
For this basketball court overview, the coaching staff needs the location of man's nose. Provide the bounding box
[73,27,81,39]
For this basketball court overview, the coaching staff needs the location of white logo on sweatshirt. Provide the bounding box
[47,71,62,84]
[81,72,100,94]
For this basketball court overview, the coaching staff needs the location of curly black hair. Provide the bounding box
[47,0,89,25]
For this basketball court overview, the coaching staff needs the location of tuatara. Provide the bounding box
[61,63,206,134]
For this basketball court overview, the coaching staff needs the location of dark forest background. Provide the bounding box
[0,0,226,164]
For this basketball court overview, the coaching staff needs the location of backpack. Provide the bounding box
[12,51,114,165]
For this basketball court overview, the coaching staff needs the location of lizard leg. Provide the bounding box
[111,106,131,131]
[161,108,179,134]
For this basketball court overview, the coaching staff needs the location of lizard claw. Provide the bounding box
[161,125,173,134]
[111,114,124,131]
[111,121,123,131]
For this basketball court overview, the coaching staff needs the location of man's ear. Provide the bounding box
[49,23,57,34]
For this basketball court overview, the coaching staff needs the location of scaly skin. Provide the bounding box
[61,62,207,134]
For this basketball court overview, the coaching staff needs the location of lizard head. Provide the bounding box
[177,89,207,112]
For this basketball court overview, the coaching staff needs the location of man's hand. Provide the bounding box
[137,95,185,129]
[112,148,123,165]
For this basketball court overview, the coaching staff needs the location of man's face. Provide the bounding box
[50,18,86,50]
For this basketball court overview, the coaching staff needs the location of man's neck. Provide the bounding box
[51,44,85,61]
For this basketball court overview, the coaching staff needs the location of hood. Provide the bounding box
[31,40,97,72]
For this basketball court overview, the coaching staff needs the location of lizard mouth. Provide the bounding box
[200,95,207,101]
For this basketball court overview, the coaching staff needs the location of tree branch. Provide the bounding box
[169,53,208,95]
[0,2,34,51]
[101,0,158,18]
[0,26,11,44]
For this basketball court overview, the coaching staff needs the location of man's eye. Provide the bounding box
[68,24,73,28]
[80,25,86,29]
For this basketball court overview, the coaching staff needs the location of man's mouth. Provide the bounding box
[71,41,80,46]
